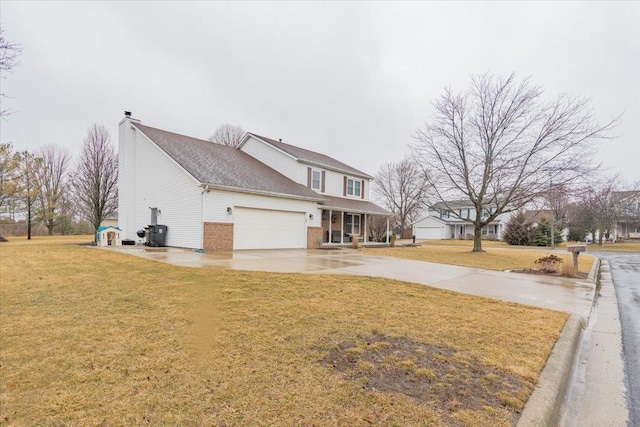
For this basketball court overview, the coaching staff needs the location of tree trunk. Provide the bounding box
[598,227,604,246]
[27,200,32,240]
[472,225,484,252]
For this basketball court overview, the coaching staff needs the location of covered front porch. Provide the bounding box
[318,195,393,246]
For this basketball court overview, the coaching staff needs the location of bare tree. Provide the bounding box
[368,215,389,242]
[581,176,640,245]
[17,150,41,239]
[35,145,71,235]
[413,73,617,252]
[0,143,19,211]
[0,26,22,118]
[73,124,118,235]
[375,158,429,236]
[208,124,245,148]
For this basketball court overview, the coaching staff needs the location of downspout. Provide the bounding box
[200,185,210,250]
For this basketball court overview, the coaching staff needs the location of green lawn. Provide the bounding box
[0,237,568,426]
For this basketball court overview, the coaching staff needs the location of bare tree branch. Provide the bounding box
[72,124,118,235]
[0,26,22,118]
[375,158,429,235]
[208,123,245,148]
[35,145,71,235]
[412,73,618,251]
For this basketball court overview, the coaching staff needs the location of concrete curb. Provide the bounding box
[587,257,600,282]
[517,315,585,427]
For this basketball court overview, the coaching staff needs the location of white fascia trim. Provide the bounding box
[241,134,298,161]
[201,183,327,203]
[299,160,373,180]
[131,123,202,186]
[320,205,393,216]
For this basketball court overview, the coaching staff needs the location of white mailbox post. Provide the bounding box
[567,244,586,270]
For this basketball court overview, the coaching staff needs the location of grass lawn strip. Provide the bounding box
[366,245,595,273]
[1,237,567,426]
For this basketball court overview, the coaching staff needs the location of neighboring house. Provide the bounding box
[523,209,568,241]
[100,211,118,228]
[411,200,514,241]
[611,191,640,241]
[118,113,391,251]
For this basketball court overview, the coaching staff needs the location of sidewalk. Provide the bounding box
[561,260,629,426]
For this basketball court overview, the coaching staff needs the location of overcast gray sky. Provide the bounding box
[1,1,639,183]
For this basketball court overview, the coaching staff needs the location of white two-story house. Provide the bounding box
[411,200,514,241]
[118,113,391,251]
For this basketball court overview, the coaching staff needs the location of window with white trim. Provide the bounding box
[346,213,361,235]
[311,170,321,190]
[346,178,361,197]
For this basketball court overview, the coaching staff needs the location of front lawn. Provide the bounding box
[0,237,567,426]
[364,245,595,273]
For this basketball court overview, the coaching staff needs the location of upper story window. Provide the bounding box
[347,178,361,197]
[311,170,321,190]
[308,167,325,192]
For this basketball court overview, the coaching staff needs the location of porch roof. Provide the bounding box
[320,195,392,216]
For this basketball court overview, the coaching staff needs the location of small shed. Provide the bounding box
[96,226,122,247]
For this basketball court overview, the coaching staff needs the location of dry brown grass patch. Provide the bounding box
[365,245,595,273]
[0,237,568,426]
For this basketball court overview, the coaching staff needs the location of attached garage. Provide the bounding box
[414,226,444,240]
[233,207,307,250]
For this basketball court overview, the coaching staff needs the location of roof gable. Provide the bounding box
[245,133,372,179]
[133,124,325,201]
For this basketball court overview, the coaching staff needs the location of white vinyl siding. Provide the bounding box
[240,136,299,182]
[118,120,202,248]
[132,129,202,248]
[203,189,321,227]
[233,208,306,250]
[414,226,443,240]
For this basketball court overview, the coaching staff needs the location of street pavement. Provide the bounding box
[562,259,630,427]
[596,252,639,426]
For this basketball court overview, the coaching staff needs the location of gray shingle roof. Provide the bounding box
[321,195,392,216]
[133,123,325,201]
[247,133,373,179]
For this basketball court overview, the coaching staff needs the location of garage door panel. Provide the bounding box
[234,208,306,250]
[415,226,442,240]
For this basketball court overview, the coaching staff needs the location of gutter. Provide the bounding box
[200,183,327,203]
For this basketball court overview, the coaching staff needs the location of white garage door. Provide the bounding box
[414,226,442,240]
[233,207,306,250]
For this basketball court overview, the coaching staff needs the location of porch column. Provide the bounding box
[363,214,367,243]
[386,217,390,244]
[341,212,344,244]
[328,209,332,243]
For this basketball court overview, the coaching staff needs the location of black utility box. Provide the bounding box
[146,224,168,247]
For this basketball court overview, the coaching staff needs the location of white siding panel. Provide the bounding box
[203,190,321,228]
[240,137,298,182]
[131,130,202,249]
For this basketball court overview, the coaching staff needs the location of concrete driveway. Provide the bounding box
[109,246,596,318]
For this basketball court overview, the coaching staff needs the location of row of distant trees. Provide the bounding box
[373,73,638,250]
[0,125,118,239]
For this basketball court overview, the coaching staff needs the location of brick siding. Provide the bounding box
[203,222,234,251]
[307,226,323,249]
